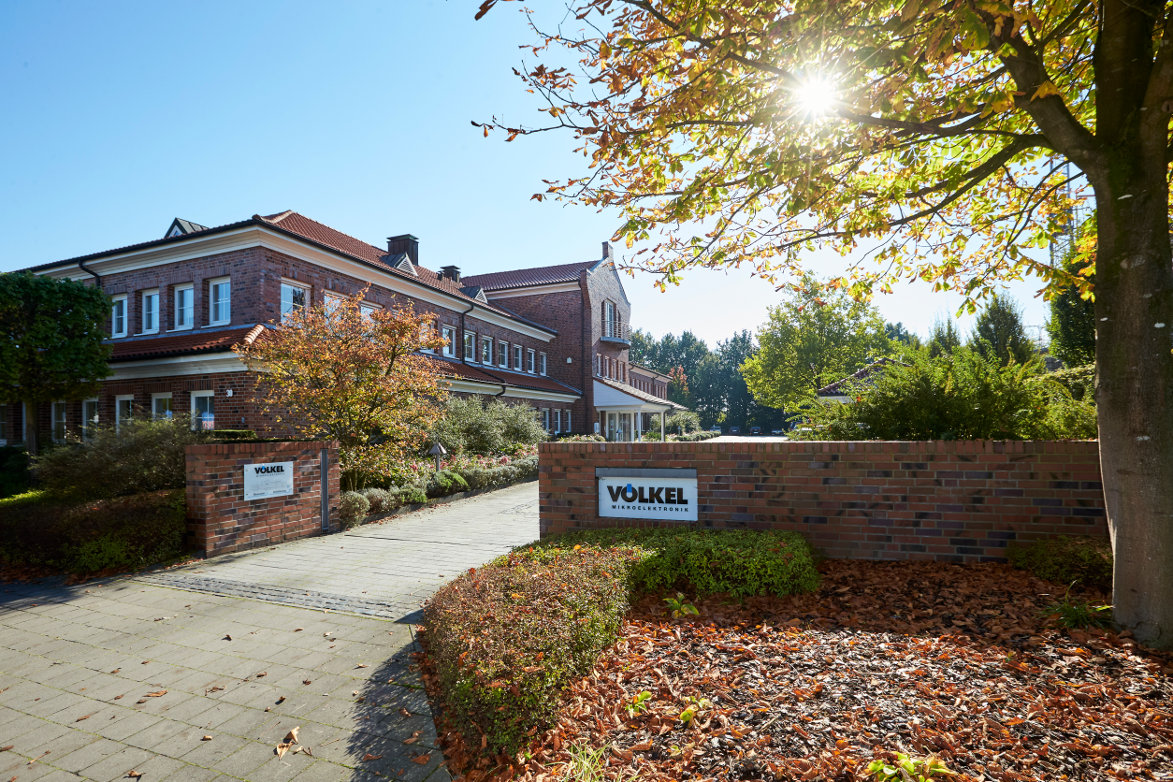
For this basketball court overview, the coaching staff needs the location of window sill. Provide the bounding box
[168,325,194,333]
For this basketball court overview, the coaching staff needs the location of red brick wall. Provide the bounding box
[539,440,1107,562]
[185,440,339,557]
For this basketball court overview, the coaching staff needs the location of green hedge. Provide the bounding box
[0,489,186,574]
[423,527,819,759]
[0,446,31,499]
[1007,535,1113,592]
[423,547,642,757]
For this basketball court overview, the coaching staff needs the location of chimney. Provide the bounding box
[387,234,419,264]
[601,241,612,260]
[440,265,461,283]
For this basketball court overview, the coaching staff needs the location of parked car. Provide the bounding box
[750,426,763,435]
[709,427,722,433]
[729,426,741,434]
[771,429,785,435]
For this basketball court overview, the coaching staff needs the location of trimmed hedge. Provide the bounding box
[0,489,186,574]
[423,527,820,759]
[1007,535,1113,592]
[423,547,643,757]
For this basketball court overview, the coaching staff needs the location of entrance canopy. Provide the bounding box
[593,378,682,442]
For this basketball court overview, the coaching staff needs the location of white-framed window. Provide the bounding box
[442,325,456,357]
[81,398,99,440]
[554,409,562,433]
[324,291,345,317]
[360,302,379,321]
[0,403,8,445]
[539,352,547,376]
[463,331,477,361]
[541,408,550,431]
[190,390,215,431]
[111,294,128,338]
[514,344,523,370]
[497,340,508,368]
[141,289,159,334]
[420,319,438,353]
[564,410,571,432]
[481,335,493,365]
[115,395,134,432]
[280,280,309,320]
[527,348,536,374]
[173,284,194,330]
[208,277,231,325]
[603,300,616,336]
[51,402,68,442]
[151,393,173,420]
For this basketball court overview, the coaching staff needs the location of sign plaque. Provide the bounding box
[243,461,294,501]
[597,469,698,522]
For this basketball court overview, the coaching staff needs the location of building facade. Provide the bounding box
[3,211,676,446]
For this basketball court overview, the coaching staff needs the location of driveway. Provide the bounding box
[0,482,539,782]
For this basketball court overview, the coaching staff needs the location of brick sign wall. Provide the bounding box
[539,440,1106,562]
[185,440,339,557]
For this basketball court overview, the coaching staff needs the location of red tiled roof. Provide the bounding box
[427,357,581,396]
[109,325,263,361]
[462,260,596,292]
[256,211,550,327]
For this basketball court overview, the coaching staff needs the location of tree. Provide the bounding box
[0,272,110,456]
[741,277,893,410]
[235,290,448,490]
[479,0,1173,646]
[801,347,1096,440]
[1047,232,1097,367]
[971,293,1036,365]
[927,317,963,358]
[885,322,920,348]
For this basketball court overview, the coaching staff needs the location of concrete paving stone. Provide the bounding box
[5,764,76,782]
[93,710,165,743]
[154,692,228,725]
[120,717,199,755]
[177,732,250,767]
[17,691,87,720]
[187,700,251,732]
[48,736,124,774]
[212,739,288,779]
[74,744,156,782]
[44,694,114,726]
[113,753,195,781]
[285,758,353,782]
[212,710,288,744]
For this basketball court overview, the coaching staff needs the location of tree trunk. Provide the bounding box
[22,399,40,457]
[1091,148,1173,649]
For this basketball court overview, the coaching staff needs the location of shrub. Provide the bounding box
[1007,535,1113,592]
[337,491,370,529]
[426,469,470,498]
[33,416,202,500]
[361,487,393,514]
[423,547,643,757]
[528,527,821,599]
[431,397,548,456]
[0,446,31,499]
[206,429,258,442]
[0,490,185,574]
[560,434,605,442]
[394,485,428,506]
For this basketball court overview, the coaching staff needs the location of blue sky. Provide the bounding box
[0,1,1052,347]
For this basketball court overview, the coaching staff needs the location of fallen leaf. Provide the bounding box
[0,746,11,752]
[302,679,312,685]
[76,714,91,722]
[404,731,422,745]
[411,753,431,765]
[127,772,142,779]
[113,695,123,700]
[255,671,267,678]
[363,753,383,762]
[110,668,120,674]
[223,635,232,641]
[275,742,291,759]
[275,696,286,704]
[283,727,300,744]
[202,735,212,741]
[356,664,368,669]
[145,690,167,697]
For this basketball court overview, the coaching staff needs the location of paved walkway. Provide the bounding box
[0,482,540,782]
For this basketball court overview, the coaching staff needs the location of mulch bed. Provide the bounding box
[429,560,1173,781]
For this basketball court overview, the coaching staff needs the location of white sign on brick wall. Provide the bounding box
[598,472,698,521]
[243,461,294,501]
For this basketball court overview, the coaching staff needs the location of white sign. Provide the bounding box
[243,461,294,501]
[598,476,698,521]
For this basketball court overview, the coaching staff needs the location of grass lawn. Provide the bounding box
[428,560,1173,781]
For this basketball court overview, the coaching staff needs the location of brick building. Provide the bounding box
[2,211,676,446]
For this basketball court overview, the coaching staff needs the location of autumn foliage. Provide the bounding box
[235,290,448,489]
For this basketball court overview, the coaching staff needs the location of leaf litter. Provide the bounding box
[428,561,1173,781]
